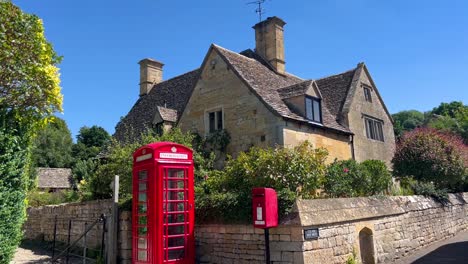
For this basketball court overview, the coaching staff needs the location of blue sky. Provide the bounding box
[13,0,468,139]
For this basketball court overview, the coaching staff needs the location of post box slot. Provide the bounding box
[253,194,265,197]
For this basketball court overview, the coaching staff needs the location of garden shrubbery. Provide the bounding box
[196,141,328,223]
[393,128,467,191]
[323,159,392,198]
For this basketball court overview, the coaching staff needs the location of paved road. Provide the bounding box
[394,231,468,264]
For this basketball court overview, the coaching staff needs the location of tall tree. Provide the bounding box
[0,2,62,262]
[72,125,110,161]
[392,110,425,138]
[31,117,73,168]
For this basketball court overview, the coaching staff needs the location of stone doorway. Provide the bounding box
[359,227,375,264]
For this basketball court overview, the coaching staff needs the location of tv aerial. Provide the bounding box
[247,0,269,22]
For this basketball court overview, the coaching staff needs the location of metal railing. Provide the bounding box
[51,214,107,264]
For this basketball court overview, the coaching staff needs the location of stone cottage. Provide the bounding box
[115,16,395,165]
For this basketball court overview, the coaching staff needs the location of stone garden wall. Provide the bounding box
[193,193,468,263]
[24,193,468,263]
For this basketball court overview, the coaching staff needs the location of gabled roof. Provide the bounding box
[316,68,357,121]
[37,168,72,189]
[277,80,314,99]
[114,69,200,141]
[213,45,351,134]
[157,106,178,123]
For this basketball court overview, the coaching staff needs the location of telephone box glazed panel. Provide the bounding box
[132,142,195,264]
[252,188,278,229]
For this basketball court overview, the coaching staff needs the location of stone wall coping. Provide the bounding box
[27,199,112,213]
[287,193,468,226]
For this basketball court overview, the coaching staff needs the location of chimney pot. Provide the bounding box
[139,58,164,96]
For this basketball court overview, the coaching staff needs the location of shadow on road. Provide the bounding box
[412,242,468,264]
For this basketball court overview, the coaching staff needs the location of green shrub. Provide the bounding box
[410,181,449,203]
[324,159,392,198]
[0,127,29,263]
[360,160,393,195]
[196,141,328,223]
[27,189,80,207]
[323,159,363,198]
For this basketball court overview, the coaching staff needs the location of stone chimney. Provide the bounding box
[253,16,286,74]
[138,58,164,96]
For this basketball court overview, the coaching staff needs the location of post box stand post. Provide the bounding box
[264,228,270,264]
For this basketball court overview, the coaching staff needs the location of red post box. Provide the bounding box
[252,187,278,229]
[132,142,195,264]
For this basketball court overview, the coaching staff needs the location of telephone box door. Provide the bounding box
[161,166,194,263]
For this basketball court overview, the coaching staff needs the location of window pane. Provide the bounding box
[138,250,148,261]
[313,100,321,122]
[138,227,148,235]
[209,112,215,133]
[377,122,384,141]
[139,183,147,191]
[138,238,148,249]
[216,111,223,130]
[370,120,376,139]
[139,216,148,225]
[138,170,147,180]
[138,193,147,202]
[306,98,313,120]
[168,237,185,247]
[138,204,147,214]
[365,119,371,138]
[168,249,185,260]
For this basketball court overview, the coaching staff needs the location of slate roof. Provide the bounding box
[277,80,314,99]
[316,69,357,120]
[115,44,357,139]
[37,168,72,189]
[114,69,200,141]
[157,106,178,123]
[213,45,351,134]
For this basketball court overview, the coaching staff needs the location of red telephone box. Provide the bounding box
[132,142,195,264]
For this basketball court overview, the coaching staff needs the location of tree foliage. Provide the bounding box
[0,2,62,124]
[392,110,425,138]
[31,117,73,168]
[392,101,468,143]
[0,2,63,262]
[72,125,110,161]
[392,128,467,191]
[80,128,213,201]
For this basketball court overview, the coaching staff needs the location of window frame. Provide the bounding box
[363,85,373,103]
[305,96,322,124]
[205,108,224,134]
[363,115,384,142]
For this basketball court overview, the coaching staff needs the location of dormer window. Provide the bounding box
[305,96,322,123]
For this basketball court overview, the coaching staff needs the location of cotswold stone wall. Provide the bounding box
[194,193,468,264]
[25,193,468,263]
[24,200,134,263]
[24,199,112,249]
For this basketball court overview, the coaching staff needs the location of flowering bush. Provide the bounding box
[392,128,467,191]
[323,159,392,198]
